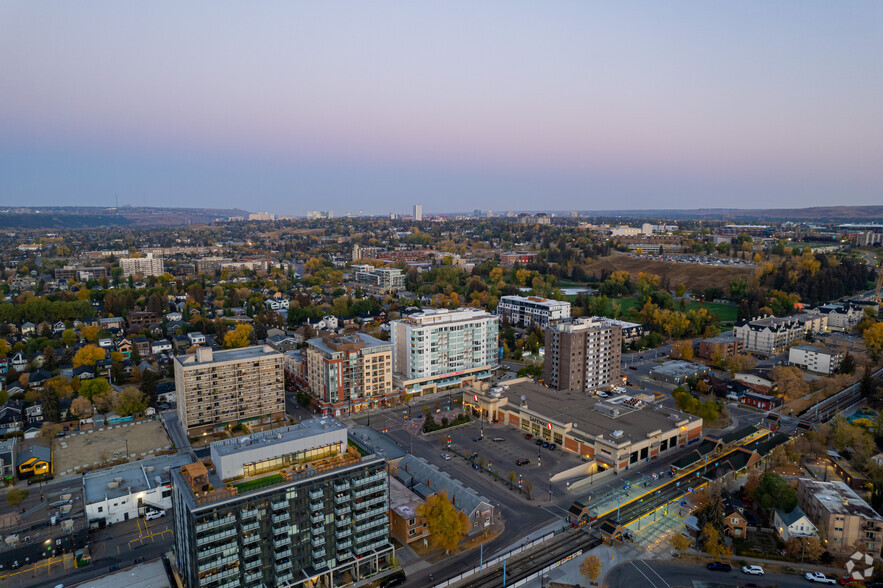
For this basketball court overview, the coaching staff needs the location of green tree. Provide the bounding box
[79,378,111,401]
[416,490,470,554]
[223,324,253,349]
[61,328,78,347]
[754,472,797,512]
[114,386,147,416]
[865,322,883,361]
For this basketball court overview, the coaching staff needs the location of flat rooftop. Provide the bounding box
[211,418,347,459]
[650,361,709,378]
[389,476,423,520]
[73,558,171,588]
[307,333,390,355]
[174,344,281,366]
[487,380,698,447]
[500,295,569,308]
[84,453,194,503]
[800,478,883,520]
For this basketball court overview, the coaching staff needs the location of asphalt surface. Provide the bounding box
[606,559,821,588]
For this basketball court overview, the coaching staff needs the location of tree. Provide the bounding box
[6,489,28,506]
[786,536,824,563]
[670,340,694,361]
[579,555,602,583]
[0,338,8,358]
[223,324,253,349]
[865,322,883,361]
[73,344,106,368]
[41,422,62,439]
[671,533,692,552]
[675,284,686,298]
[40,388,61,422]
[754,472,797,512]
[702,523,731,559]
[725,353,756,374]
[42,345,58,371]
[78,378,111,401]
[114,386,147,416]
[772,365,810,401]
[61,328,78,347]
[81,325,100,343]
[416,490,470,554]
[70,396,94,419]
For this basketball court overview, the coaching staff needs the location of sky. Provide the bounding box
[1,2,882,216]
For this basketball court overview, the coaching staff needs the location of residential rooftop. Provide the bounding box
[173,344,281,366]
[800,478,883,520]
[211,418,347,459]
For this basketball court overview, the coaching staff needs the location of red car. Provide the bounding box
[524,433,533,440]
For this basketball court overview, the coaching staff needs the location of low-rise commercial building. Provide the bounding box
[649,361,710,386]
[83,454,193,525]
[500,252,537,266]
[788,344,844,375]
[798,478,883,556]
[497,295,571,329]
[698,333,745,359]
[172,419,393,588]
[464,379,702,472]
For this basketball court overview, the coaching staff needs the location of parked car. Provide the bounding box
[472,436,483,442]
[535,439,543,446]
[629,366,638,370]
[492,437,504,442]
[549,443,557,451]
[516,459,530,466]
[144,509,166,521]
[707,562,732,572]
[805,572,836,584]
[441,453,452,460]
[741,565,764,576]
[380,572,407,588]
[524,433,533,440]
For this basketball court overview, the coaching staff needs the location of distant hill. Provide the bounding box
[0,206,250,228]
[584,205,883,223]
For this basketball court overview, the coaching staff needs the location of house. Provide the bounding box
[98,317,124,331]
[151,339,173,355]
[132,336,150,357]
[264,298,290,311]
[388,476,431,545]
[266,333,301,353]
[126,311,160,329]
[734,369,777,394]
[0,357,8,375]
[186,332,205,346]
[96,358,112,379]
[22,424,42,439]
[73,365,95,380]
[25,402,43,424]
[773,506,818,541]
[724,509,748,538]
[116,338,133,357]
[0,402,22,435]
[20,322,36,336]
[0,438,16,481]
[155,381,176,403]
[172,335,191,352]
[165,312,183,322]
[10,351,27,372]
[27,369,52,389]
[98,338,114,350]
[17,444,51,478]
[52,321,66,335]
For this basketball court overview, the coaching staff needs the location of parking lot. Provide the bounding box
[54,419,173,476]
[444,419,586,498]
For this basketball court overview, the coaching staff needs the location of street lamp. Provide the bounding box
[548,473,552,502]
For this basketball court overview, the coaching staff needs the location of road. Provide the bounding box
[606,559,824,588]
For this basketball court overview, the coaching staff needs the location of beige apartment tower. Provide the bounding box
[544,317,622,392]
[174,345,285,436]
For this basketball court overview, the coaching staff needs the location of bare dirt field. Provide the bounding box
[54,419,173,476]
[583,251,755,291]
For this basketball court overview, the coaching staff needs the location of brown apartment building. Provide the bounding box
[798,478,883,556]
[173,345,285,436]
[544,317,622,392]
[306,332,393,416]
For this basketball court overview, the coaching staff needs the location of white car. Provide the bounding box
[597,391,609,398]
[144,509,166,520]
[741,565,764,576]
[441,453,452,460]
[804,572,836,584]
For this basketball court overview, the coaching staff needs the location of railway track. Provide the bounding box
[458,530,600,588]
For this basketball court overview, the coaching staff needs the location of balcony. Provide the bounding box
[311,524,324,535]
[354,506,388,522]
[202,567,239,582]
[270,500,288,511]
[275,560,293,572]
[199,554,239,573]
[334,493,350,505]
[242,522,259,532]
[277,572,294,584]
[355,528,387,544]
[310,513,324,524]
[338,550,353,561]
[312,548,326,560]
[309,501,323,511]
[273,535,291,548]
[196,516,236,532]
[353,472,385,487]
[272,512,290,524]
[337,539,352,550]
[334,516,351,527]
[357,494,387,509]
[333,481,351,492]
[244,571,262,585]
[311,536,326,548]
[336,527,352,539]
[242,534,260,545]
[334,505,351,516]
[243,547,261,559]
[353,485,384,499]
[197,540,237,560]
[199,528,238,545]
[357,539,389,554]
[244,558,261,570]
[309,489,324,500]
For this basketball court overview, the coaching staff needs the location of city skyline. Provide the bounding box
[2,2,882,214]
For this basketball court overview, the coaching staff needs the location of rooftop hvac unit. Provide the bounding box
[107,482,118,489]
[145,466,155,473]
[611,430,624,438]
[4,535,18,546]
[113,478,124,484]
[61,520,74,531]
[60,494,71,501]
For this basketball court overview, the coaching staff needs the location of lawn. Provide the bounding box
[683,301,739,322]
[233,473,284,493]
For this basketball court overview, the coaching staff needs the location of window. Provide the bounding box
[98,506,103,513]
